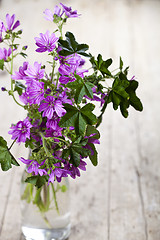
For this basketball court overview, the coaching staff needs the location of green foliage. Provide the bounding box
[14,81,26,95]
[58,32,89,56]
[59,103,97,136]
[62,141,90,167]
[25,175,48,188]
[0,136,19,171]
[67,74,94,104]
[107,76,143,118]
[0,59,4,70]
[90,54,112,77]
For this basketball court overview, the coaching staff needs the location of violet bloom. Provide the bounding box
[25,62,45,81]
[46,117,60,130]
[19,91,29,105]
[59,53,85,67]
[39,96,66,119]
[48,162,70,183]
[48,168,64,184]
[26,80,45,105]
[5,14,20,31]
[60,3,80,18]
[44,5,63,22]
[45,126,63,139]
[0,47,12,61]
[35,30,59,53]
[64,159,87,179]
[84,133,100,155]
[12,62,29,80]
[8,117,32,143]
[59,91,72,105]
[19,157,47,176]
[58,64,87,84]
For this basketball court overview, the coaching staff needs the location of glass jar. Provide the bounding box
[20,169,71,240]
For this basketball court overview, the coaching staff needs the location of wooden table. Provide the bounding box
[0,0,160,239]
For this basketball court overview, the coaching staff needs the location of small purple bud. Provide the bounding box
[22,45,28,50]
[1,87,6,91]
[54,57,58,61]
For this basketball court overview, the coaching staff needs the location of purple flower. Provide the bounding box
[5,14,20,31]
[60,3,80,18]
[44,9,54,21]
[45,126,63,139]
[58,64,87,84]
[84,133,100,155]
[8,117,32,143]
[19,157,47,176]
[0,47,12,61]
[64,159,87,179]
[19,91,29,105]
[58,91,72,105]
[12,62,29,80]
[39,96,66,119]
[59,53,85,67]
[26,80,45,105]
[48,162,70,183]
[44,5,63,22]
[25,62,45,81]
[35,30,59,53]
[46,117,60,130]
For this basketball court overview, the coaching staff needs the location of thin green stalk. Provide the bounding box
[39,132,51,157]
[10,39,24,108]
[51,183,60,215]
[41,213,52,228]
[8,139,16,150]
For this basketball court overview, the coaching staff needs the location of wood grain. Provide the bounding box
[0,0,159,239]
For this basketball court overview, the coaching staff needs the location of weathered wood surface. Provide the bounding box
[0,0,160,239]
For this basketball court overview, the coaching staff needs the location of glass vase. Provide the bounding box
[20,170,71,240]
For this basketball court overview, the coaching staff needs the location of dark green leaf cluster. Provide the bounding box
[0,136,19,171]
[58,32,89,57]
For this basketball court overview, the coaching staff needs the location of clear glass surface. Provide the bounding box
[20,170,70,240]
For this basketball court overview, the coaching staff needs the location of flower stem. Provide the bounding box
[51,183,60,215]
[10,39,24,108]
[8,139,16,150]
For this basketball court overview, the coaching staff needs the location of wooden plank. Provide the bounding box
[0,0,159,240]
[131,1,160,239]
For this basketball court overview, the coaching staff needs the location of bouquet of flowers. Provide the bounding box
[0,3,143,198]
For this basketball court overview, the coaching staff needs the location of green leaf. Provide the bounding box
[59,104,79,128]
[20,52,27,58]
[88,143,98,166]
[0,136,19,171]
[67,74,94,104]
[69,142,90,167]
[90,54,112,76]
[120,99,129,118]
[76,113,86,136]
[120,57,123,70]
[25,175,47,188]
[14,81,25,96]
[80,103,97,125]
[70,148,80,167]
[0,59,4,70]
[112,78,129,98]
[58,32,89,57]
[59,103,97,136]
[126,80,143,111]
[86,125,100,139]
